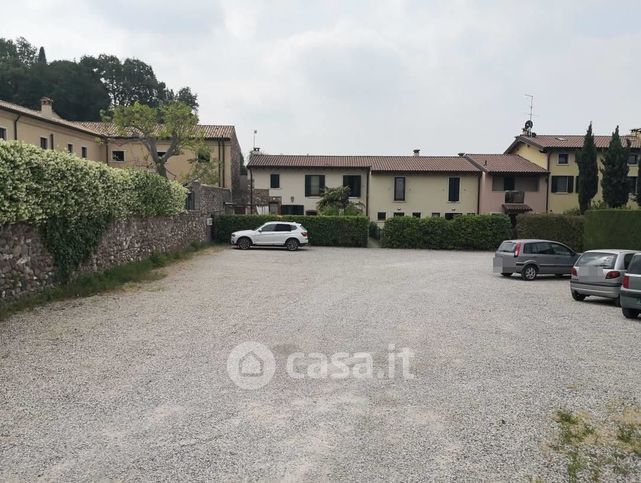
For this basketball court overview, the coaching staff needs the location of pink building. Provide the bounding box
[465,154,548,215]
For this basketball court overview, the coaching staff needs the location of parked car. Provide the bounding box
[493,239,579,281]
[231,222,309,251]
[570,250,638,306]
[620,254,641,319]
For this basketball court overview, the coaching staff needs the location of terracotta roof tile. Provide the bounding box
[0,99,100,136]
[465,154,547,174]
[248,154,480,173]
[512,134,641,150]
[72,122,235,139]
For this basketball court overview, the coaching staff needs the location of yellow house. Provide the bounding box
[0,97,242,194]
[505,132,641,213]
[247,151,483,221]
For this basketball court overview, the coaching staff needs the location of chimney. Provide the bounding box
[413,149,420,156]
[40,97,54,117]
[630,128,641,140]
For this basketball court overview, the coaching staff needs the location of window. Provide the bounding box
[260,223,276,232]
[281,205,304,215]
[157,151,166,159]
[394,177,405,201]
[558,153,569,165]
[412,212,421,218]
[81,146,88,158]
[445,213,454,220]
[628,154,638,165]
[196,149,210,163]
[305,175,325,197]
[112,150,125,162]
[448,177,460,202]
[343,175,362,197]
[305,210,317,216]
[550,176,574,193]
[185,192,195,211]
[393,212,404,217]
[40,137,48,149]
[0,127,6,140]
[628,176,638,194]
[270,174,280,188]
[503,176,515,191]
[551,243,572,256]
[67,144,73,153]
[431,212,440,217]
[377,212,386,221]
[276,223,293,232]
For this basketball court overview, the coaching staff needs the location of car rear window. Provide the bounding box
[627,255,641,274]
[576,252,617,269]
[498,241,516,253]
[276,223,293,232]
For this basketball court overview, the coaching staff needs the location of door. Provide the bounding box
[550,243,576,274]
[254,223,278,245]
[274,223,293,244]
[528,242,556,274]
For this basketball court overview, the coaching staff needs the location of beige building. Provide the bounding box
[0,97,242,194]
[506,132,641,213]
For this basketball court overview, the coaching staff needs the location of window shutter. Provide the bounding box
[305,175,311,197]
[319,175,326,193]
[551,177,558,193]
[567,176,574,193]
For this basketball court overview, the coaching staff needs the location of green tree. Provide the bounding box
[601,126,631,208]
[317,186,364,215]
[36,46,47,64]
[576,123,599,214]
[109,101,207,178]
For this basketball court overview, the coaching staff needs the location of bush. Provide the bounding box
[381,214,511,250]
[584,209,641,250]
[369,221,381,240]
[0,141,187,224]
[516,213,584,251]
[214,215,368,247]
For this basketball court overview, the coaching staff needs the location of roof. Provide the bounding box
[248,154,480,173]
[72,121,235,139]
[465,154,547,174]
[507,134,641,152]
[0,99,100,136]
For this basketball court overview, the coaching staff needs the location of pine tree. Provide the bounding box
[576,123,598,214]
[601,126,630,208]
[37,46,47,64]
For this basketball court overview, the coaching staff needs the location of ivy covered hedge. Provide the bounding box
[0,141,187,224]
[584,209,641,250]
[515,213,584,251]
[382,214,512,250]
[214,214,369,247]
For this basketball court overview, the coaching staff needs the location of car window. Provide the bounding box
[576,252,616,269]
[260,223,276,232]
[532,242,554,255]
[624,253,636,270]
[276,224,292,232]
[523,243,534,254]
[498,241,516,253]
[551,243,572,256]
[628,255,641,274]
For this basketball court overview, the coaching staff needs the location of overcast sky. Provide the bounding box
[4,0,641,157]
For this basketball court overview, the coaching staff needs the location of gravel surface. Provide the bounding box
[1,246,640,481]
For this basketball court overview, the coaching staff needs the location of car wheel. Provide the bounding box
[285,238,299,251]
[501,272,513,277]
[521,264,538,281]
[622,308,640,319]
[571,290,586,301]
[237,237,251,250]
[614,295,621,308]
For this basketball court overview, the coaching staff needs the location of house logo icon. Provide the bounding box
[227,342,275,390]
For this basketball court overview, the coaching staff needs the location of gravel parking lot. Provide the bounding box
[1,246,640,481]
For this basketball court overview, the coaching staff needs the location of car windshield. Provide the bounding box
[576,252,616,269]
[497,241,516,253]
[627,255,641,275]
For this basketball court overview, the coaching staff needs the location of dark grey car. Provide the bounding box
[493,239,580,281]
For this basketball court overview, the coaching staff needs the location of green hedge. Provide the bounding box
[382,214,512,250]
[584,209,641,250]
[515,213,584,251]
[0,141,187,224]
[214,214,369,247]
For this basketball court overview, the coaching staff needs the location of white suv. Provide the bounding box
[231,222,309,251]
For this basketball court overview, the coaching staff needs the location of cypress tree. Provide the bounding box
[601,126,630,208]
[576,123,598,214]
[37,46,47,64]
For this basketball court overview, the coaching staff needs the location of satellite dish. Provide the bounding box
[525,120,534,129]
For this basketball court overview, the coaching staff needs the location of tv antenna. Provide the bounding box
[253,129,258,150]
[525,94,534,122]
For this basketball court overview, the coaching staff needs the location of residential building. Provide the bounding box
[464,154,548,215]
[0,97,242,194]
[505,132,641,213]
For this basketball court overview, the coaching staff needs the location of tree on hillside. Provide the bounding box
[109,101,208,178]
[317,186,364,215]
[37,46,47,64]
[576,123,599,214]
[601,126,631,208]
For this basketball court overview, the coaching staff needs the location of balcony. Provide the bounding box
[503,191,531,214]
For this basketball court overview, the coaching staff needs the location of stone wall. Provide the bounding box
[188,182,232,215]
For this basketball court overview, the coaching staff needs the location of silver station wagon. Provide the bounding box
[493,239,580,281]
[570,249,638,305]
